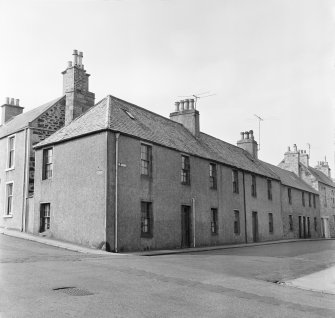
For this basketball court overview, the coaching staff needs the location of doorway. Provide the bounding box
[252,211,258,242]
[181,205,191,248]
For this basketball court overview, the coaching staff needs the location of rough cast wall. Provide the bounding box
[281,186,321,239]
[0,130,26,231]
[33,132,107,248]
[28,98,65,195]
[110,134,283,252]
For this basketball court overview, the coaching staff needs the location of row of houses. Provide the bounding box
[0,51,334,252]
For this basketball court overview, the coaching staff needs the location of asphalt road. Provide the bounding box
[1,235,335,318]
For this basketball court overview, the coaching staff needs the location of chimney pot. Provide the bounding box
[68,61,72,68]
[184,99,190,110]
[78,51,83,66]
[5,97,9,104]
[174,101,180,112]
[244,131,249,139]
[190,99,195,109]
[179,100,185,111]
[249,130,254,140]
[10,98,14,105]
[293,144,297,152]
[15,99,19,106]
[287,146,290,152]
[73,49,78,65]
[240,132,244,140]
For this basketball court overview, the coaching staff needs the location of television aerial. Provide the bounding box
[177,91,216,109]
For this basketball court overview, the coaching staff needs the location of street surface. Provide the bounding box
[1,235,335,317]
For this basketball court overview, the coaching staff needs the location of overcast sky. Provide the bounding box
[0,0,334,171]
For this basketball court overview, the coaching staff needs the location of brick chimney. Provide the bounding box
[62,50,95,125]
[299,149,309,167]
[237,130,258,158]
[315,159,331,178]
[170,99,200,137]
[1,97,24,125]
[278,144,300,176]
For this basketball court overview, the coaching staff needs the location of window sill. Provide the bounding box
[42,178,53,181]
[3,214,13,218]
[181,182,190,186]
[5,167,15,172]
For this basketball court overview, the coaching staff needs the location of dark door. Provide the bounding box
[252,212,258,242]
[299,216,302,238]
[303,216,306,238]
[181,205,191,248]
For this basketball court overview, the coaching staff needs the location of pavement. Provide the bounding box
[0,227,328,256]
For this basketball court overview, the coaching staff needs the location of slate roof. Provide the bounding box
[0,96,64,139]
[261,161,318,194]
[35,95,281,179]
[308,166,335,188]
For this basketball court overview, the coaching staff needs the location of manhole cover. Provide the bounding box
[53,287,94,296]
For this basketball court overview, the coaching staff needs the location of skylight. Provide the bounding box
[123,109,135,120]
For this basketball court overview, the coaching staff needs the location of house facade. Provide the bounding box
[1,51,322,252]
[279,145,335,238]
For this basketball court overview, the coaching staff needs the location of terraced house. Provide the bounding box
[0,51,321,252]
[279,147,335,238]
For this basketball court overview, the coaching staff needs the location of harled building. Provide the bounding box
[0,51,322,252]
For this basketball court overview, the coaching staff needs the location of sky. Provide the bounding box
[0,0,334,171]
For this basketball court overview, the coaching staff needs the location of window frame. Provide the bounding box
[4,181,14,216]
[39,203,51,232]
[251,174,257,197]
[140,143,152,177]
[314,217,317,231]
[267,179,272,201]
[141,201,153,238]
[302,192,305,207]
[232,169,239,194]
[210,208,218,235]
[209,163,217,189]
[234,210,240,235]
[181,155,190,185]
[313,194,316,208]
[6,135,16,170]
[308,193,312,207]
[288,188,292,205]
[42,148,53,180]
[268,213,273,233]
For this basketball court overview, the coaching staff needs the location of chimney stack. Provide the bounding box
[237,129,258,158]
[170,98,200,137]
[62,50,95,125]
[1,97,24,125]
[315,159,331,178]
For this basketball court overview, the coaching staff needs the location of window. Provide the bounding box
[251,175,257,197]
[209,163,217,189]
[40,203,50,232]
[267,179,272,200]
[269,213,273,233]
[234,210,240,234]
[314,217,317,231]
[140,144,152,176]
[141,201,153,237]
[42,148,53,180]
[181,155,190,185]
[308,193,311,207]
[5,182,13,215]
[302,192,305,207]
[307,217,310,237]
[288,188,292,205]
[313,194,316,208]
[7,136,15,169]
[211,208,218,234]
[232,170,239,193]
[289,215,293,231]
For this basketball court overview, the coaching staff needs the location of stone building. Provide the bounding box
[279,145,335,238]
[0,51,321,252]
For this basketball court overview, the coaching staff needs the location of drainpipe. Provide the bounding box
[242,171,247,243]
[21,128,28,232]
[114,133,120,253]
[192,198,196,247]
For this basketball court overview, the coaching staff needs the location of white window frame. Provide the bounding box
[3,181,14,217]
[6,134,16,171]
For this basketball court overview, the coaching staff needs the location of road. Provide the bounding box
[1,235,335,317]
